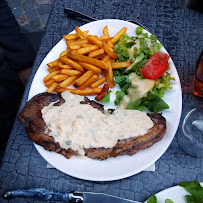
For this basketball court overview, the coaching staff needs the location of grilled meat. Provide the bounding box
[19,92,166,160]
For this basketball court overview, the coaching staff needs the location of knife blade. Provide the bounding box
[3,188,142,203]
[64,8,148,31]
[64,8,97,21]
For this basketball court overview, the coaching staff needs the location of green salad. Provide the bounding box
[147,181,203,203]
[103,26,175,113]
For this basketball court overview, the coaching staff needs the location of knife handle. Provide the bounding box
[3,188,84,203]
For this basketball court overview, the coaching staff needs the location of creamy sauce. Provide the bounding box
[119,73,155,109]
[128,39,140,57]
[41,91,153,156]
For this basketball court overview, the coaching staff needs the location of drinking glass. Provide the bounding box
[178,51,203,157]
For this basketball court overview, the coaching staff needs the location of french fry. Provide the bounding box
[103,25,109,36]
[56,88,67,93]
[59,75,79,88]
[59,56,84,72]
[47,67,59,73]
[103,43,118,59]
[63,31,88,40]
[76,45,99,55]
[81,43,93,47]
[63,33,79,40]
[78,75,99,90]
[67,51,108,70]
[60,49,68,57]
[69,45,81,50]
[95,83,109,101]
[57,62,72,69]
[111,27,127,44]
[68,39,89,46]
[52,74,69,82]
[78,62,102,74]
[59,69,81,76]
[67,88,103,96]
[75,26,86,39]
[47,59,59,68]
[88,48,104,58]
[111,61,132,69]
[109,58,115,63]
[66,39,76,45]
[87,35,103,48]
[90,77,106,88]
[44,78,55,87]
[43,26,127,93]
[74,71,94,87]
[45,82,58,93]
[101,55,110,62]
[44,70,60,82]
[106,61,115,88]
[97,54,106,60]
[107,39,114,48]
[98,35,110,42]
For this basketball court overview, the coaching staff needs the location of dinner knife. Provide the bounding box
[64,8,149,31]
[3,188,142,203]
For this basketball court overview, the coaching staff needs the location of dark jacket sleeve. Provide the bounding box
[0,0,35,71]
[0,46,24,148]
[0,0,35,148]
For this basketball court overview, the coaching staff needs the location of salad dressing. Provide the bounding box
[119,73,155,109]
[41,91,153,156]
[128,39,140,56]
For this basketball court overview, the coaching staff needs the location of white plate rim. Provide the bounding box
[28,19,182,181]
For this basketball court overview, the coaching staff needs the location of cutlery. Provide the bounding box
[64,8,149,32]
[3,188,142,203]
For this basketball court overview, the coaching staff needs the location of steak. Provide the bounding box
[18,92,166,160]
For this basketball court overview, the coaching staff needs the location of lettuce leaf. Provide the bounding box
[165,200,174,203]
[125,91,169,113]
[152,72,175,97]
[147,195,157,203]
[114,74,131,106]
[101,90,112,103]
[136,26,144,35]
[114,91,126,106]
[179,181,203,203]
[114,34,131,62]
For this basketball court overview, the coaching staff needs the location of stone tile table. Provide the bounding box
[0,0,203,202]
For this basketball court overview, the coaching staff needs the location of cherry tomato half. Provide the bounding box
[140,52,170,79]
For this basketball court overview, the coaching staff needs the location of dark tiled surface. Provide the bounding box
[0,1,203,203]
[6,0,54,32]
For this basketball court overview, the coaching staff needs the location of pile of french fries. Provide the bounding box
[44,25,132,100]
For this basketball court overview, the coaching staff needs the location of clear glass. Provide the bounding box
[179,106,203,157]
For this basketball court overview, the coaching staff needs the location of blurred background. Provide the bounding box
[6,0,53,32]
[5,0,54,54]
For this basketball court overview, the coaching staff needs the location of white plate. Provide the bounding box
[144,183,203,203]
[28,19,182,181]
